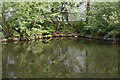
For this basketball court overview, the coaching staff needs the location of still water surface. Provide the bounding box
[2,37,119,78]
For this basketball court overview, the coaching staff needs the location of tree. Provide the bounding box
[84,2,120,38]
[86,0,90,23]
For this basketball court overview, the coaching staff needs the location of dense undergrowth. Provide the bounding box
[0,2,120,40]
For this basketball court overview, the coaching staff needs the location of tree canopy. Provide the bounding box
[0,2,120,40]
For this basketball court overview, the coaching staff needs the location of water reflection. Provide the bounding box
[2,38,119,78]
[0,42,2,79]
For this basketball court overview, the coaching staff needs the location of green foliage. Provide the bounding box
[0,32,4,39]
[1,2,79,39]
[86,2,120,38]
[1,2,120,39]
[71,21,86,34]
[1,2,54,39]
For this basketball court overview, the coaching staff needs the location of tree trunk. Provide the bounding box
[86,0,90,23]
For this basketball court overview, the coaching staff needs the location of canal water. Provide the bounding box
[2,37,119,78]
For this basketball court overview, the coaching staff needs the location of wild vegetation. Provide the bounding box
[84,2,120,38]
[0,2,120,41]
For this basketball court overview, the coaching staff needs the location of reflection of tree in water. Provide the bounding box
[2,40,87,78]
[2,44,17,78]
[52,45,87,74]
[2,39,118,78]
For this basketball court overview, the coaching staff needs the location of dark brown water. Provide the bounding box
[2,38,119,78]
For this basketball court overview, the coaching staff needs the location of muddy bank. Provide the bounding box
[51,33,120,42]
[1,33,120,43]
[0,37,42,43]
